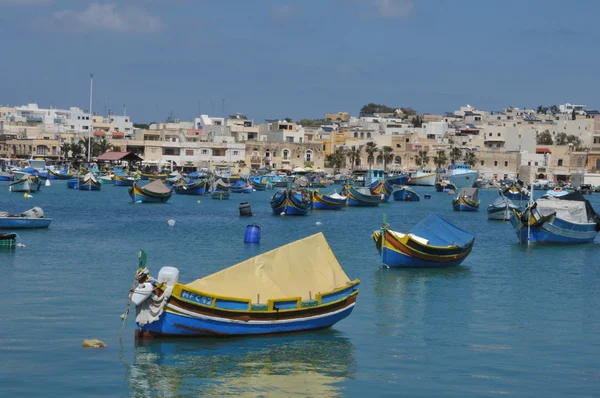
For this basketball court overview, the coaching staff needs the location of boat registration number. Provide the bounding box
[180,290,213,306]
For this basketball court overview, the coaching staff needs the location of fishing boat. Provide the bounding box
[370,180,393,202]
[210,190,231,200]
[447,164,478,189]
[131,233,359,338]
[393,186,420,201]
[510,191,600,244]
[250,177,271,191]
[9,174,42,193]
[487,194,521,220]
[48,169,73,180]
[173,180,207,195]
[272,175,289,188]
[434,180,457,193]
[0,207,52,229]
[407,169,436,186]
[0,169,13,181]
[230,180,253,194]
[66,178,80,189]
[372,213,475,268]
[114,174,135,187]
[502,181,530,201]
[346,186,382,207]
[271,189,312,215]
[452,188,480,211]
[214,178,230,191]
[0,233,17,250]
[129,180,173,203]
[76,173,101,191]
[385,171,409,186]
[579,184,593,195]
[99,175,114,185]
[313,190,347,210]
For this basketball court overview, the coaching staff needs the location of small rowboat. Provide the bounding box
[313,190,347,210]
[452,188,480,211]
[346,186,381,207]
[271,189,312,215]
[210,190,231,200]
[76,173,101,191]
[129,180,173,203]
[173,180,207,195]
[0,207,52,229]
[393,186,420,201]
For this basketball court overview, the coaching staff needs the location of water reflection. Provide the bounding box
[127,330,355,397]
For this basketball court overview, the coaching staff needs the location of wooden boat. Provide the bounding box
[435,180,457,193]
[346,186,382,207]
[99,175,114,185]
[76,173,101,191]
[251,177,271,191]
[173,180,207,195]
[214,178,230,191]
[579,184,593,195]
[210,190,231,200]
[129,180,173,203]
[313,190,347,210]
[502,181,530,201]
[230,180,253,194]
[132,233,360,338]
[510,191,600,244]
[373,214,475,268]
[271,189,312,215]
[140,173,168,181]
[114,173,135,187]
[452,188,480,211]
[393,186,420,202]
[0,207,51,229]
[370,180,393,202]
[487,194,520,220]
[48,169,73,180]
[0,233,16,250]
[9,174,42,193]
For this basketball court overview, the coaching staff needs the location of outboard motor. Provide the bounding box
[239,202,252,217]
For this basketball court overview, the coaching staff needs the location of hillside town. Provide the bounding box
[2,101,600,185]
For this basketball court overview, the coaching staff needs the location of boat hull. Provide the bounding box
[449,171,478,189]
[313,191,346,210]
[407,173,436,186]
[347,186,381,207]
[9,177,42,193]
[0,217,52,229]
[487,206,512,220]
[393,188,420,201]
[510,211,598,244]
[210,190,231,200]
[114,175,135,186]
[173,181,206,195]
[271,191,312,215]
[129,184,172,203]
[452,196,479,211]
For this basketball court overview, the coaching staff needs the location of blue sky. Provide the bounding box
[0,0,598,123]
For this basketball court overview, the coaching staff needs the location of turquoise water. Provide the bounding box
[1,182,599,397]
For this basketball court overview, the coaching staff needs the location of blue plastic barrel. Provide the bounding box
[244,224,261,243]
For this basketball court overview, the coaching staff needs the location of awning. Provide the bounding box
[536,148,551,154]
[93,131,105,136]
[112,132,125,138]
[96,151,143,162]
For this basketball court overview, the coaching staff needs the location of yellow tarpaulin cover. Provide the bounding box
[185,233,352,303]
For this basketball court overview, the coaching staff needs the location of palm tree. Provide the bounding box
[414,150,430,168]
[346,147,361,171]
[379,146,394,171]
[93,138,113,157]
[450,147,462,164]
[464,150,477,166]
[79,137,93,160]
[433,150,448,170]
[327,147,346,170]
[364,141,378,169]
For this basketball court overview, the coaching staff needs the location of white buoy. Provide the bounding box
[316,221,322,226]
[45,179,51,187]
[280,212,285,216]
[167,219,176,227]
[9,186,12,192]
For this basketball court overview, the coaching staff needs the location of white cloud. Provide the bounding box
[50,3,164,33]
[370,0,413,19]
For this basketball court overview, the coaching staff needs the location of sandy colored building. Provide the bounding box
[245,141,325,170]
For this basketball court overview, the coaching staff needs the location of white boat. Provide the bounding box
[407,170,436,186]
[447,164,478,189]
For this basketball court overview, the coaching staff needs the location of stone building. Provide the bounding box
[244,141,325,170]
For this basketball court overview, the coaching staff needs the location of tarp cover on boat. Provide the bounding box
[458,187,478,201]
[185,233,352,302]
[143,179,171,194]
[408,213,475,248]
[21,207,44,218]
[490,195,515,208]
[535,193,599,225]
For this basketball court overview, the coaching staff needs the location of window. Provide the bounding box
[36,146,48,155]
[367,133,371,138]
[528,161,531,166]
[494,161,498,166]
[489,133,492,136]
[286,137,294,143]
[504,161,508,167]
[534,162,538,166]
[162,148,180,156]
[305,150,313,162]
[497,133,501,136]
[233,150,239,156]
[185,150,194,156]
[480,160,484,166]
[354,132,358,138]
[282,149,290,159]
[396,144,401,148]
[201,149,208,155]
[82,126,89,130]
[558,159,563,166]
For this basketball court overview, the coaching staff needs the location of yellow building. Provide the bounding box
[325,111,351,123]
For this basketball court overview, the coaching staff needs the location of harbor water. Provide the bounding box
[1,183,599,397]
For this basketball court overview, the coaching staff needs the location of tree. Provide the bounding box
[411,115,424,128]
[555,132,568,145]
[414,150,429,168]
[400,107,417,117]
[433,150,448,170]
[93,137,113,157]
[537,130,553,145]
[346,147,361,171]
[572,109,577,120]
[549,105,559,114]
[297,118,325,127]
[284,117,293,123]
[566,134,583,150]
[360,103,395,116]
[326,147,346,170]
[133,123,150,129]
[364,141,378,169]
[450,147,462,164]
[464,151,477,166]
[379,146,394,170]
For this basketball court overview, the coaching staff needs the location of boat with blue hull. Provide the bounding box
[114,174,135,187]
[75,174,101,191]
[373,213,475,268]
[452,188,480,211]
[447,164,478,189]
[48,169,73,180]
[129,180,173,203]
[250,177,272,191]
[487,194,521,220]
[370,180,393,202]
[393,186,420,201]
[509,191,600,244]
[503,181,530,201]
[230,180,253,194]
[346,186,382,207]
[385,172,409,187]
[271,189,312,215]
[313,190,347,210]
[173,180,207,195]
[434,180,457,192]
[0,207,52,229]
[131,233,360,338]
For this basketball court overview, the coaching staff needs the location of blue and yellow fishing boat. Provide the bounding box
[271,189,312,215]
[129,180,173,203]
[346,186,382,207]
[230,180,253,194]
[173,180,207,195]
[370,180,393,202]
[250,177,271,191]
[76,173,101,191]
[47,169,73,180]
[210,190,231,200]
[510,191,600,244]
[313,190,347,210]
[393,186,420,201]
[503,181,530,201]
[373,213,475,268]
[130,233,359,338]
[214,178,230,191]
[114,173,135,186]
[452,188,480,211]
[9,174,42,193]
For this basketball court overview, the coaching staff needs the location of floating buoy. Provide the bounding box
[82,339,106,348]
[244,224,261,243]
[197,200,201,204]
[280,212,285,216]
[24,193,33,198]
[16,243,26,248]
[45,179,51,187]
[167,219,176,227]
[316,221,323,226]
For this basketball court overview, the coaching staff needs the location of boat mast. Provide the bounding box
[88,73,93,163]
